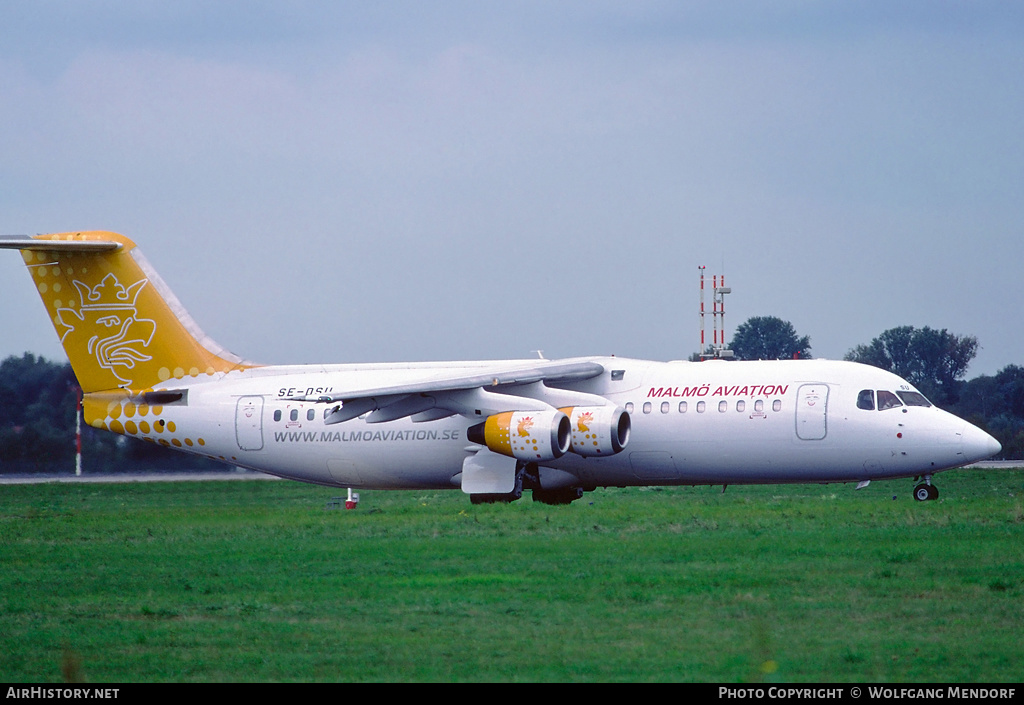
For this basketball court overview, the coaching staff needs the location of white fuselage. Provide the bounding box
[5,233,998,501]
[135,358,997,491]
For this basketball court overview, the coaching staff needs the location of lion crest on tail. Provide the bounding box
[57,273,156,388]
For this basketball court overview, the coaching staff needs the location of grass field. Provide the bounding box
[1,469,1023,683]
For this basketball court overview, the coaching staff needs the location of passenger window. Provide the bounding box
[876,391,903,411]
[772,400,782,412]
[678,401,687,413]
[857,389,875,411]
[754,400,764,413]
[273,410,282,422]
[736,400,745,412]
[307,409,315,421]
[643,402,652,414]
[661,401,670,414]
[718,400,727,413]
[290,409,299,422]
[625,402,634,414]
[697,401,706,413]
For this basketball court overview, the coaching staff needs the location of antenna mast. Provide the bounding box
[698,266,733,361]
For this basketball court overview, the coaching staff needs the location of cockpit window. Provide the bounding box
[897,391,932,408]
[876,390,903,411]
[857,389,875,410]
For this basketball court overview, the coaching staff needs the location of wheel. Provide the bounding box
[913,483,938,502]
[470,489,523,505]
[532,487,584,505]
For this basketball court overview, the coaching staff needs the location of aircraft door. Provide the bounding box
[795,384,829,441]
[235,396,265,451]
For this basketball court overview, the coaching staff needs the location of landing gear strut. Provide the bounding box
[913,476,939,502]
[523,462,585,505]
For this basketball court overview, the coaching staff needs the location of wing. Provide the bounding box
[286,358,613,424]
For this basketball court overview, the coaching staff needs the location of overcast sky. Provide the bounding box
[2,2,1021,378]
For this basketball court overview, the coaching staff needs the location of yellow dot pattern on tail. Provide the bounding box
[15,231,254,396]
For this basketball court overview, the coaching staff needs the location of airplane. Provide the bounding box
[0,231,1001,504]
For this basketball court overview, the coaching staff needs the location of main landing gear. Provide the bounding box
[469,462,587,505]
[912,475,939,502]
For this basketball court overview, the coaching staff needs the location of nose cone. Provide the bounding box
[961,422,1001,464]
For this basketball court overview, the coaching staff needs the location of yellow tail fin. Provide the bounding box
[2,231,254,393]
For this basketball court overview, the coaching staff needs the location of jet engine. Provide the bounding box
[468,409,571,462]
[560,406,631,456]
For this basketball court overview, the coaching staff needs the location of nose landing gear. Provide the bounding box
[913,475,939,501]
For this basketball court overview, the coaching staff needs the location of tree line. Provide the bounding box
[0,353,227,474]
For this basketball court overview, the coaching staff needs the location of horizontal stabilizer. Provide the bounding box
[0,236,122,252]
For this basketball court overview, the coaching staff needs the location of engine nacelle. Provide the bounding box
[468,409,571,462]
[559,406,631,457]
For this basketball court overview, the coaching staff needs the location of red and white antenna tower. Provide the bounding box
[698,266,733,361]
